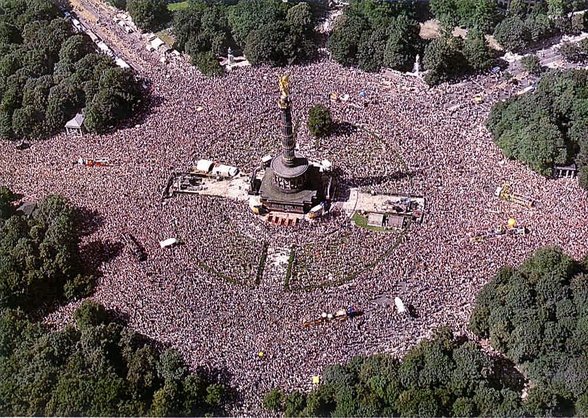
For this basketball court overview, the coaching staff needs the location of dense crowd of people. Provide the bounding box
[2,2,588,413]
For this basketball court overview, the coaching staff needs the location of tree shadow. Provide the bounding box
[331,121,358,137]
[76,206,105,236]
[194,365,242,413]
[491,354,527,393]
[80,240,124,275]
[117,92,166,132]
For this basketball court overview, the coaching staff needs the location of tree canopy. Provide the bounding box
[307,104,333,138]
[487,69,588,181]
[172,0,319,74]
[422,30,493,86]
[127,0,171,32]
[0,0,143,140]
[0,301,231,416]
[470,247,588,415]
[429,0,499,33]
[0,189,94,313]
[327,0,421,73]
[264,327,524,417]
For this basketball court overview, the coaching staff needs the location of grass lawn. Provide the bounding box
[155,29,175,46]
[351,211,390,232]
[167,1,189,11]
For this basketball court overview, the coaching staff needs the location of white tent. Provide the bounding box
[212,164,238,178]
[195,159,214,173]
[115,58,130,69]
[65,113,85,136]
[149,37,165,50]
[96,41,113,56]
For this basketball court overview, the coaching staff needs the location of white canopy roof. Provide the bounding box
[211,164,238,177]
[150,37,165,50]
[115,58,130,69]
[65,113,85,129]
[195,159,214,173]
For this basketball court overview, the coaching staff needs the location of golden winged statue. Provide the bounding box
[278,75,289,98]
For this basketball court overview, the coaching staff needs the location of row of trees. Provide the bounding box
[326,0,497,85]
[487,69,588,184]
[172,0,318,75]
[430,0,588,52]
[493,0,588,53]
[429,0,499,33]
[115,0,588,83]
[0,0,143,140]
[264,247,588,416]
[264,327,524,417]
[0,300,230,416]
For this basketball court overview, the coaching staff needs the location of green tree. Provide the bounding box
[327,13,367,67]
[493,16,530,52]
[127,0,171,32]
[73,300,109,330]
[243,22,288,66]
[383,14,421,72]
[430,0,459,29]
[157,349,187,383]
[307,104,333,138]
[560,41,587,63]
[423,36,467,86]
[58,35,94,65]
[525,13,554,43]
[488,70,588,176]
[470,246,588,411]
[192,51,223,77]
[11,105,45,139]
[579,166,588,191]
[521,54,543,75]
[286,2,314,35]
[470,0,499,33]
[462,29,492,71]
[0,186,18,219]
[284,391,306,417]
[263,388,285,411]
[107,0,127,9]
[227,0,287,46]
[357,26,388,72]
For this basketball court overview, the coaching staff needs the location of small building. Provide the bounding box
[65,113,85,136]
[367,212,385,228]
[553,163,578,179]
[366,212,405,230]
[386,214,405,230]
[16,202,36,217]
